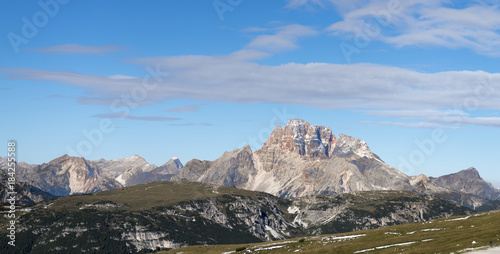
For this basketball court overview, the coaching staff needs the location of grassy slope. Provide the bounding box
[159,210,500,254]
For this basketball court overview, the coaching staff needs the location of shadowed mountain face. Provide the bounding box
[173,119,499,208]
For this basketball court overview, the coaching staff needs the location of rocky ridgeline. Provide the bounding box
[1,119,498,209]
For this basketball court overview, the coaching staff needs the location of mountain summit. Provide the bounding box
[263,119,336,159]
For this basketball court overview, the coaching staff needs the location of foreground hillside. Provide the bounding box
[1,181,470,253]
[159,210,500,254]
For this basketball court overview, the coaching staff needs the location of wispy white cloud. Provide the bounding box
[289,0,500,56]
[285,0,328,9]
[166,105,199,112]
[108,74,137,80]
[242,27,269,33]
[29,44,123,54]
[246,24,318,52]
[363,109,467,120]
[2,22,500,129]
[170,122,214,127]
[439,116,500,128]
[362,121,455,129]
[3,60,499,113]
[363,109,500,128]
[92,113,181,121]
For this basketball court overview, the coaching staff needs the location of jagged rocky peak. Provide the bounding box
[456,167,481,179]
[332,134,380,160]
[48,154,73,164]
[116,154,152,167]
[263,119,336,159]
[167,156,183,168]
[124,154,143,160]
[152,156,184,175]
[47,154,99,172]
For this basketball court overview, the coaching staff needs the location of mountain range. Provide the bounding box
[1,119,498,209]
[173,119,499,208]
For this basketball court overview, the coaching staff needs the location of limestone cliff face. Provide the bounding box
[262,119,336,159]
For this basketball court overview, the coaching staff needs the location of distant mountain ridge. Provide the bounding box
[0,154,182,197]
[93,155,183,187]
[0,155,122,196]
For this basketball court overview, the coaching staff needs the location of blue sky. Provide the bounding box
[1,0,499,186]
